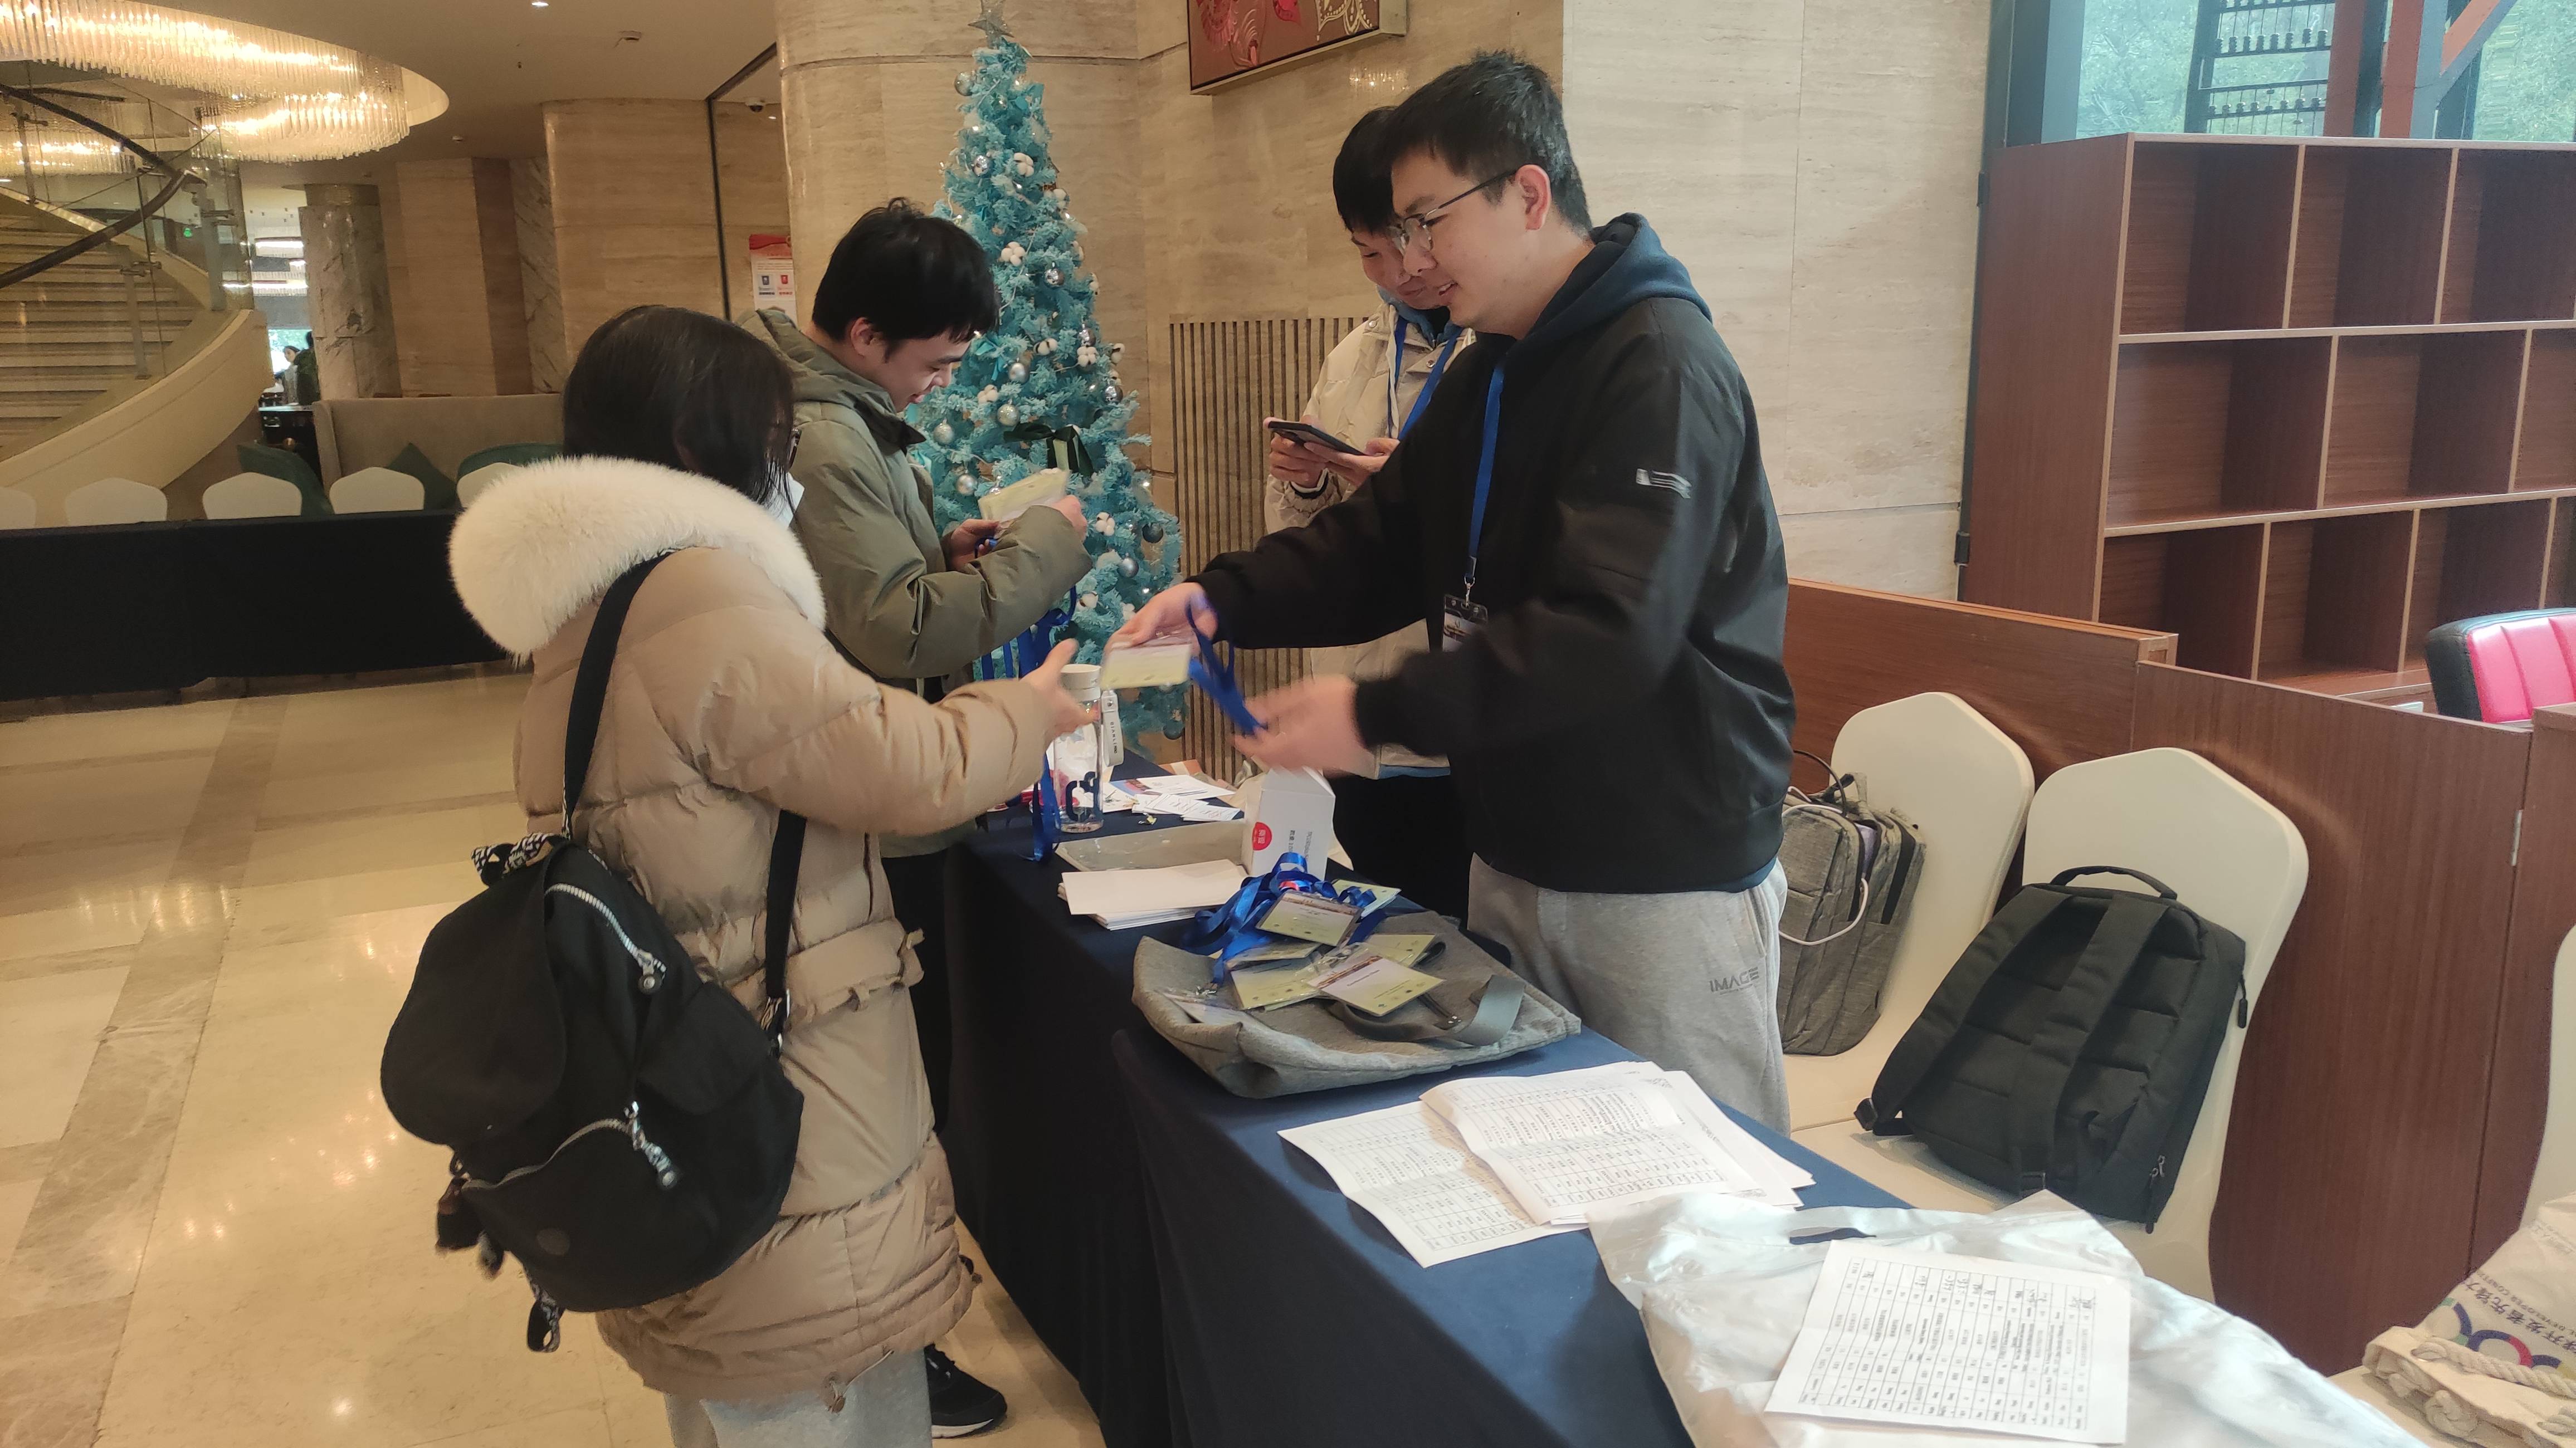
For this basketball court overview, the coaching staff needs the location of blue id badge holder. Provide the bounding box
[1440,594,1487,652]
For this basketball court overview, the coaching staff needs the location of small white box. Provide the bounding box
[1238,767,1336,877]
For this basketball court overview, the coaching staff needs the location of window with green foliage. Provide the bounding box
[2061,0,2572,140]
[2471,0,2576,140]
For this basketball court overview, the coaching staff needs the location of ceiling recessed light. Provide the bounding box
[530,2,548,7]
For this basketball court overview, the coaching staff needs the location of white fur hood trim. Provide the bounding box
[448,455,824,657]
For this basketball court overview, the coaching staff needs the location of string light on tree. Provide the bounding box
[916,0,1184,734]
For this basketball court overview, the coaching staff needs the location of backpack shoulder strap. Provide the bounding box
[562,554,674,829]
[762,811,806,1048]
[2005,891,2171,1192]
[1859,884,2074,1134]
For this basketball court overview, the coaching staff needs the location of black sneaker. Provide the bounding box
[926,1345,1007,1439]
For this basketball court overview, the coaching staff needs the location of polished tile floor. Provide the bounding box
[0,675,1106,1448]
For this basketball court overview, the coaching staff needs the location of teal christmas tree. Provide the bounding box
[918,4,1184,735]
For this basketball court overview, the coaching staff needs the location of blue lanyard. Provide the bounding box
[1465,367,1504,598]
[1388,318,1459,441]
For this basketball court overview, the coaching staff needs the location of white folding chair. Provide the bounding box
[1784,693,2035,1129]
[1792,747,2309,1300]
[201,472,304,519]
[456,462,518,509]
[329,466,424,513]
[62,477,167,526]
[0,486,33,529]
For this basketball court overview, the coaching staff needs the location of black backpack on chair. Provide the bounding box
[1855,866,2247,1228]
[382,554,805,1351]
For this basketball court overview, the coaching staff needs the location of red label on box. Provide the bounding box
[1251,823,1272,850]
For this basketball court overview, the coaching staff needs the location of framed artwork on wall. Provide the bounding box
[1186,0,1407,94]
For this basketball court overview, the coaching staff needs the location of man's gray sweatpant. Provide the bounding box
[1468,857,1792,1131]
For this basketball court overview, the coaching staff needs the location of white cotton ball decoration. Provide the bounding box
[999,242,1026,266]
[1012,152,1034,176]
[1037,337,1056,355]
[1075,344,1097,368]
[1092,514,1115,535]
[1079,592,1098,610]
[1121,601,1135,619]
[977,385,999,404]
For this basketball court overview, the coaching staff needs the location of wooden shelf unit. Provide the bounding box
[1965,134,2576,699]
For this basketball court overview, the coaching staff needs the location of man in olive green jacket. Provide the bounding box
[747,199,1091,1440]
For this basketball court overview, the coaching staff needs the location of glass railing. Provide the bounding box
[0,62,250,452]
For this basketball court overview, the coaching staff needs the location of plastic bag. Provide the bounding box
[1588,1191,2418,1447]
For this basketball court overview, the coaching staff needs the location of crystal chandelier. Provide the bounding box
[0,0,412,161]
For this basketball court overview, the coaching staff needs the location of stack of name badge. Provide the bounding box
[1224,885,1433,1016]
[977,467,1071,522]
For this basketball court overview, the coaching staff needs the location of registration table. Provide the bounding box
[944,799,1902,1448]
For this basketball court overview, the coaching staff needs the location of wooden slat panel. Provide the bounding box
[1165,316,1362,777]
[1782,580,2171,780]
[2135,667,2532,1368]
[2476,706,2576,1255]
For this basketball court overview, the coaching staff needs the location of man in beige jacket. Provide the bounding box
[749,199,1091,1437]
[1263,109,1474,916]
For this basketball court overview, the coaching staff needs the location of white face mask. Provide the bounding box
[763,465,804,529]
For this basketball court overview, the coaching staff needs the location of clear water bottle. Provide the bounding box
[1054,663,1106,833]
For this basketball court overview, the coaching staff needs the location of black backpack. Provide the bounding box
[1855,867,2247,1227]
[382,554,805,1352]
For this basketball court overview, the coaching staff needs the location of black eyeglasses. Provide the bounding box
[1390,170,1521,256]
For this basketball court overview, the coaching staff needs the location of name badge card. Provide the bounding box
[1315,954,1443,1017]
[1256,892,1362,946]
[1440,595,1489,652]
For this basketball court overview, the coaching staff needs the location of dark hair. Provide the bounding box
[1331,107,1399,234]
[1385,52,1591,233]
[562,305,793,506]
[809,198,1001,346]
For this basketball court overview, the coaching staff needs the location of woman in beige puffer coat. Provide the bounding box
[450,306,1082,1447]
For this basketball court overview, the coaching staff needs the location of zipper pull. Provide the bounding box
[2150,1155,2168,1182]
[635,951,665,992]
[626,1103,679,1189]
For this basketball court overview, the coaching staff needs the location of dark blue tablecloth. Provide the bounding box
[946,794,1901,1448]
[1112,1026,1906,1448]
[943,796,1208,1448]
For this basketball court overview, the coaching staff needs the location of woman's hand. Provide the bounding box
[1266,422,1328,488]
[1021,640,1093,738]
[942,518,1003,571]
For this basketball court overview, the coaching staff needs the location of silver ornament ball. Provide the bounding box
[955,72,973,95]
[970,154,990,175]
[1007,361,1027,384]
[1104,383,1123,404]
[1043,266,1063,286]
[931,423,953,445]
[996,403,1018,426]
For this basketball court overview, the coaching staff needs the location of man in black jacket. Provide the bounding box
[1116,52,1797,1127]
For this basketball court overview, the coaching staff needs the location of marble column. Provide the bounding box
[297,183,402,399]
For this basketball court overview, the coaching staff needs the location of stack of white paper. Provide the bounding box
[1765,1240,2131,1443]
[1058,859,1245,928]
[1281,1061,1814,1269]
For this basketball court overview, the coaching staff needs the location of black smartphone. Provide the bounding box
[1265,418,1364,456]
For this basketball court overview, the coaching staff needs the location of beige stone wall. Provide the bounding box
[389,158,531,398]
[769,0,1984,596]
[1563,0,1987,596]
[510,159,567,393]
[540,99,793,365]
